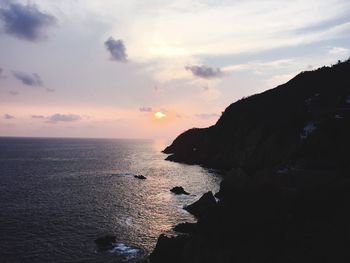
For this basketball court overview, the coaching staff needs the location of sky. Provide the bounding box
[1,0,350,139]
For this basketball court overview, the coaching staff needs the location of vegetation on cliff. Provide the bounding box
[150,59,350,263]
[164,59,350,175]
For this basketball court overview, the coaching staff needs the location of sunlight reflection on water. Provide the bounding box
[0,137,221,262]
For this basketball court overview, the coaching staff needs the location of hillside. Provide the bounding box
[149,59,350,263]
[164,60,350,175]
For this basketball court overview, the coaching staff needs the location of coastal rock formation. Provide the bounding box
[149,234,189,263]
[173,222,196,234]
[94,235,116,250]
[150,59,350,262]
[151,172,350,262]
[163,60,350,175]
[170,186,190,195]
[183,191,216,219]
[134,174,147,180]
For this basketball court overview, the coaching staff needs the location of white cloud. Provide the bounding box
[110,0,350,60]
[265,73,297,88]
[223,59,296,74]
[328,47,350,57]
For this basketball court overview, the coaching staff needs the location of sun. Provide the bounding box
[154,111,166,119]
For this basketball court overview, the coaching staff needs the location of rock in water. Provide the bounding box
[184,191,217,219]
[134,175,147,180]
[94,235,116,250]
[170,186,190,195]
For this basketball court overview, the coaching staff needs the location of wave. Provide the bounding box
[109,243,145,261]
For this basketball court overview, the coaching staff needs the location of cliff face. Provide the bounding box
[149,60,350,263]
[164,60,350,174]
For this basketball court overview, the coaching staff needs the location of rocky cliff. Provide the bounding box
[164,59,350,175]
[149,59,350,263]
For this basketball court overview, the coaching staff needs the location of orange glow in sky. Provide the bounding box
[154,111,166,119]
[1,1,347,139]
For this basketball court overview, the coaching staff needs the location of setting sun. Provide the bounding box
[154,111,166,119]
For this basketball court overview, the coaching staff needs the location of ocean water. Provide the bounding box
[0,137,221,262]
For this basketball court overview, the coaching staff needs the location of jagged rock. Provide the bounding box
[184,191,217,219]
[134,174,147,180]
[94,235,116,250]
[173,222,196,233]
[170,186,190,195]
[215,168,251,200]
[149,234,188,263]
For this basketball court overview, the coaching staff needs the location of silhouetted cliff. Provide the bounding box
[149,59,350,263]
[164,59,350,175]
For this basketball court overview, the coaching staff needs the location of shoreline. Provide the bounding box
[146,59,350,262]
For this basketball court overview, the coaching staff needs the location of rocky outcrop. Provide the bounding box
[163,60,350,175]
[150,59,350,263]
[134,175,147,180]
[149,234,189,263]
[94,235,116,250]
[150,175,350,263]
[173,222,196,234]
[170,186,190,195]
[184,191,217,219]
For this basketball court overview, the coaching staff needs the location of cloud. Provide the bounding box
[328,47,350,56]
[104,37,128,62]
[47,113,81,123]
[30,114,81,123]
[195,113,220,119]
[8,90,19,95]
[12,71,42,86]
[0,2,56,41]
[4,113,15,119]
[31,115,45,119]
[185,65,223,79]
[266,73,296,88]
[46,88,55,93]
[139,106,152,112]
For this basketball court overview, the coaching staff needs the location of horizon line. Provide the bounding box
[0,135,164,141]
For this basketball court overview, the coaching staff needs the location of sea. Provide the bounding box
[0,137,221,262]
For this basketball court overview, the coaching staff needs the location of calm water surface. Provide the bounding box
[0,137,221,262]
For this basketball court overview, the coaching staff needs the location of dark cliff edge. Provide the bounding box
[149,59,350,263]
[163,59,350,174]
